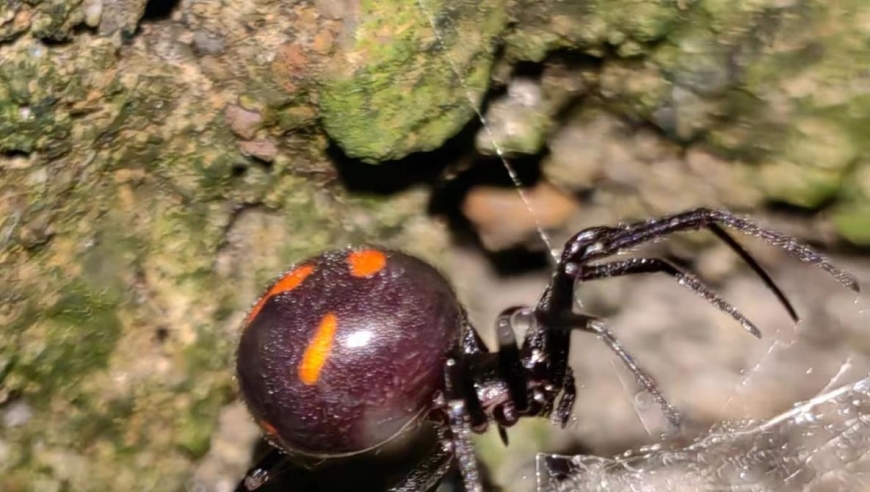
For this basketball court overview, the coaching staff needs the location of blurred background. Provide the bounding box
[1,0,869,491]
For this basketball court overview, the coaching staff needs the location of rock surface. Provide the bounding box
[2,0,870,490]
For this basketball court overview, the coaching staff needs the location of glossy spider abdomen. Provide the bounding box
[236,248,463,457]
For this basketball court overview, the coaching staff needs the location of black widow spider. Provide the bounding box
[234,207,859,492]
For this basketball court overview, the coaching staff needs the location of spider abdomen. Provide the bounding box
[236,248,462,457]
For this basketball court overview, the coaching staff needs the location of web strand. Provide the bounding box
[415,0,558,261]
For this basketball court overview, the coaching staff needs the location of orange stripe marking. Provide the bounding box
[298,312,338,385]
[258,419,278,436]
[347,249,386,277]
[244,265,314,327]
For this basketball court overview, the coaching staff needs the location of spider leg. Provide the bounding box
[234,448,290,492]
[707,224,797,321]
[538,322,571,420]
[452,309,492,429]
[461,308,489,355]
[578,257,762,338]
[489,309,536,444]
[564,313,682,426]
[447,400,482,492]
[388,437,455,492]
[444,358,483,492]
[495,309,530,414]
[552,366,576,428]
[564,208,858,318]
[517,304,573,420]
[529,208,859,429]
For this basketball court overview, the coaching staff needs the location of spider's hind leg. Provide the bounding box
[388,437,455,492]
[234,448,286,492]
[443,358,484,492]
[552,366,576,428]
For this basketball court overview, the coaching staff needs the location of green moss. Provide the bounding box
[318,0,508,162]
[183,325,234,374]
[699,0,791,34]
[750,113,859,207]
[832,206,870,245]
[175,395,226,458]
[756,160,844,208]
[595,0,681,43]
[784,118,857,171]
[0,38,121,156]
[66,396,136,449]
[29,0,85,41]
[600,59,671,121]
[11,280,121,404]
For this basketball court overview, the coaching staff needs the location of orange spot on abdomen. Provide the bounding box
[298,312,338,385]
[244,264,315,328]
[258,419,278,436]
[347,249,387,277]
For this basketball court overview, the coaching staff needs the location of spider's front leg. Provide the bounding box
[563,208,858,303]
[532,208,859,426]
[548,208,858,332]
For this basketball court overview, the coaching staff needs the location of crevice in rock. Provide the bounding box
[142,0,181,22]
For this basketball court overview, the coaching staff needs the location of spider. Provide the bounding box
[233,207,858,492]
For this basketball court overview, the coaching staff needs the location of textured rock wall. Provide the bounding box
[2,0,869,490]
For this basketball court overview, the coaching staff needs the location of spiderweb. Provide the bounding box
[537,371,870,492]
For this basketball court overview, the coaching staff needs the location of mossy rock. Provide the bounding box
[317,0,509,163]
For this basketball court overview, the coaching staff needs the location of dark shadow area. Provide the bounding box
[153,326,170,343]
[429,152,552,276]
[511,60,546,79]
[1,149,31,159]
[484,247,551,275]
[142,0,181,22]
[765,199,838,219]
[326,107,553,275]
[329,119,480,196]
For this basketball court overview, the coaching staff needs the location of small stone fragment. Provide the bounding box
[315,0,357,20]
[238,139,278,163]
[476,77,551,156]
[82,0,103,28]
[2,400,33,428]
[98,0,148,37]
[271,42,312,94]
[192,30,226,56]
[462,181,580,251]
[224,105,263,140]
[0,4,31,41]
